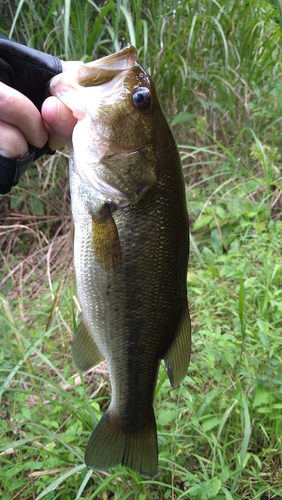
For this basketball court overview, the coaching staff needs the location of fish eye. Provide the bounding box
[132,88,151,110]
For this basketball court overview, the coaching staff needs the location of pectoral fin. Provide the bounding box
[72,316,104,372]
[91,205,122,271]
[164,301,191,388]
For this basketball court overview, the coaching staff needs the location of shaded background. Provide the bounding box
[0,1,282,499]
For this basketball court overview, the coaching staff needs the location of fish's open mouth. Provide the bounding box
[77,46,138,87]
[48,46,138,123]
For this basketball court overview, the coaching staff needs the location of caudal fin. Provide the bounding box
[85,409,158,478]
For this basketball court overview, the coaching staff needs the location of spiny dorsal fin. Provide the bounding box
[72,316,104,372]
[91,205,122,272]
[164,300,191,388]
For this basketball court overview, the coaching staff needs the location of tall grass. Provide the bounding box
[1,0,282,499]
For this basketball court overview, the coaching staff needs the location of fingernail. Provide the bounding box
[58,101,72,122]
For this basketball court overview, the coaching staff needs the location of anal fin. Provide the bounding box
[164,300,191,388]
[72,316,104,372]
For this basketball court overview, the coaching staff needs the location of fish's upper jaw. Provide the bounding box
[49,45,137,92]
[82,45,137,73]
[49,46,138,118]
[49,67,134,122]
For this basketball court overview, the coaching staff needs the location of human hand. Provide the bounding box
[0,61,81,159]
[41,61,83,151]
[0,34,83,193]
[0,81,48,159]
[0,80,78,194]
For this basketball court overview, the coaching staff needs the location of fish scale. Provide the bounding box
[49,45,191,478]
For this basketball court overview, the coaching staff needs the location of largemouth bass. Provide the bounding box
[49,46,191,478]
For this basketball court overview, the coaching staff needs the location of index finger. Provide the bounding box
[0,82,48,148]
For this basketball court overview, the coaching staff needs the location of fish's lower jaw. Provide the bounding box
[84,409,158,478]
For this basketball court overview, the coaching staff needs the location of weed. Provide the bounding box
[1,1,282,499]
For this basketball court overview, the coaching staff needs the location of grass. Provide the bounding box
[0,0,282,498]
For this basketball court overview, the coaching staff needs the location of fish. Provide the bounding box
[49,45,191,478]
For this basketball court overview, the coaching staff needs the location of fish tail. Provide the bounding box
[85,409,158,478]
